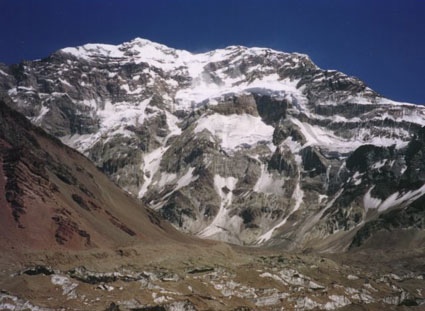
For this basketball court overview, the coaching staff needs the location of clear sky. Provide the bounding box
[0,0,424,104]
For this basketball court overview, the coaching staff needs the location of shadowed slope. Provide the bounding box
[0,99,198,256]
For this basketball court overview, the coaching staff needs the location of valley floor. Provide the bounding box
[0,243,424,311]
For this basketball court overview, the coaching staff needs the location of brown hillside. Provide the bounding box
[0,99,200,257]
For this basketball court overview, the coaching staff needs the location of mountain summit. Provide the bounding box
[1,38,425,251]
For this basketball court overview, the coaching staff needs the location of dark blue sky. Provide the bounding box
[1,0,424,104]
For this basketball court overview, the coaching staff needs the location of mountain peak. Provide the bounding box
[57,37,315,70]
[125,37,177,51]
[60,42,124,60]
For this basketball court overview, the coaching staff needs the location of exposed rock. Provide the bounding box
[22,265,56,276]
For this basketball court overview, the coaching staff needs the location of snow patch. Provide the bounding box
[139,146,169,199]
[31,106,50,124]
[352,171,364,186]
[290,117,409,152]
[62,44,124,60]
[198,175,239,238]
[378,184,425,212]
[58,78,73,88]
[364,184,425,212]
[61,97,152,153]
[157,172,177,188]
[194,114,274,152]
[363,186,382,211]
[175,46,306,110]
[175,167,198,190]
[98,97,151,135]
[164,110,182,139]
[253,162,285,194]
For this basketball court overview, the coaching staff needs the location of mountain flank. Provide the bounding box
[1,38,425,251]
[0,97,209,256]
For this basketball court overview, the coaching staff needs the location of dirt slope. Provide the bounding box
[0,99,205,259]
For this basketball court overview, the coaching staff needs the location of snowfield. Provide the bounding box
[194,114,274,152]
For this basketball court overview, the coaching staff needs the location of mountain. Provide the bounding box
[1,38,425,251]
[1,39,425,310]
[0,95,198,256]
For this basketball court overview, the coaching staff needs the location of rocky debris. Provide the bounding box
[22,265,56,276]
[260,268,326,290]
[3,251,425,311]
[128,300,197,311]
[68,266,181,286]
[186,267,214,274]
[68,266,149,284]
[98,284,115,291]
[0,291,55,311]
[51,274,79,299]
[105,302,121,311]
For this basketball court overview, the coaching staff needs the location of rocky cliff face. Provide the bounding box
[1,38,425,251]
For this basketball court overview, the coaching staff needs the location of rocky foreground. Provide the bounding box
[1,245,424,310]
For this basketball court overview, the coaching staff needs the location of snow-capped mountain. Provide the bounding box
[1,38,425,251]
